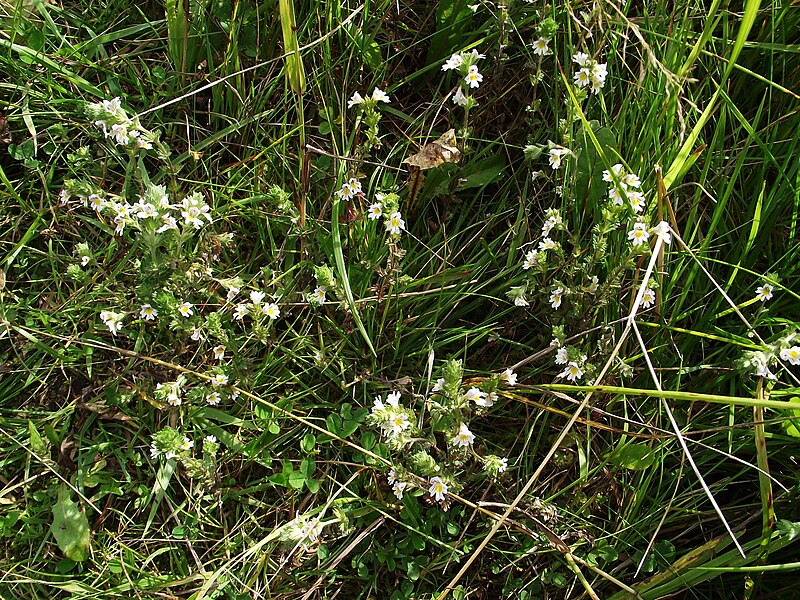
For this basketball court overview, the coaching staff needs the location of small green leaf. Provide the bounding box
[50,485,91,562]
[607,442,656,470]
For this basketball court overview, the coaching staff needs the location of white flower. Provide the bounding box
[204,435,218,444]
[641,288,656,309]
[432,378,445,393]
[453,87,469,106]
[178,302,194,317]
[555,347,569,365]
[348,91,364,108]
[371,87,390,103]
[572,52,590,67]
[756,284,774,302]
[59,189,71,204]
[532,37,551,56]
[367,203,383,220]
[227,286,240,302]
[468,49,486,61]
[652,221,672,245]
[386,391,401,407]
[206,391,222,405]
[88,194,104,212]
[586,275,599,295]
[392,480,407,499]
[250,290,265,305]
[213,345,226,361]
[233,303,249,320]
[166,391,181,407]
[602,163,625,182]
[156,215,178,233]
[140,304,158,321]
[442,53,463,71]
[80,255,90,267]
[574,68,592,88]
[548,147,570,169]
[149,442,160,459]
[113,215,126,236]
[264,303,280,320]
[628,222,650,246]
[560,361,584,382]
[372,396,385,411]
[387,413,410,435]
[385,212,405,235]
[103,314,123,335]
[623,173,641,188]
[753,357,776,380]
[164,450,176,460]
[608,185,626,206]
[465,65,483,89]
[464,387,486,405]
[453,423,475,447]
[780,346,800,365]
[348,177,362,194]
[211,373,229,386]
[474,391,494,408]
[335,182,354,201]
[500,368,517,386]
[539,237,557,252]
[111,122,131,145]
[628,191,646,213]
[428,477,448,502]
[514,295,529,307]
[181,436,194,451]
[549,287,564,310]
[190,325,203,341]
[550,338,561,348]
[522,249,538,270]
[311,286,327,304]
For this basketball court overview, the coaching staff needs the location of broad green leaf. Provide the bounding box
[607,442,656,470]
[50,485,91,562]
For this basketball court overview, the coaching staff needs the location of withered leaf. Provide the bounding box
[403,129,460,170]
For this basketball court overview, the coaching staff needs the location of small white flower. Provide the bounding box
[628,191,646,213]
[88,194,104,212]
[227,286,240,302]
[464,387,486,405]
[586,275,599,295]
[428,477,448,502]
[111,122,131,145]
[465,65,483,89]
[181,436,194,451]
[335,182,354,201]
[780,346,800,365]
[756,284,774,302]
[522,249,539,270]
[311,286,327,304]
[539,237,557,252]
[250,290,266,305]
[348,91,364,108]
[442,53,463,71]
[211,373,229,386]
[549,287,564,310]
[532,37,551,56]
[206,391,222,405]
[190,325,203,341]
[555,347,569,365]
[602,163,625,182]
[652,221,672,245]
[550,338,561,348]
[80,255,90,267]
[548,147,570,169]
[386,391,401,407]
[497,457,508,473]
[164,450,176,460]
[367,203,383,220]
[387,413,410,435]
[628,222,650,246]
[178,302,194,317]
[204,435,218,444]
[468,49,486,61]
[641,288,656,309]
[385,211,405,235]
[392,480,407,499]
[560,361,584,382]
[608,185,626,206]
[500,368,517,386]
[372,396,385,412]
[623,173,641,188]
[573,52,590,67]
[166,391,181,407]
[140,304,158,321]
[453,423,475,447]
[475,391,494,408]
[213,345,226,361]
[264,303,280,320]
[514,295,529,307]
[233,303,249,320]
[453,87,469,106]
[432,378,445,393]
[371,87,390,103]
[574,68,592,88]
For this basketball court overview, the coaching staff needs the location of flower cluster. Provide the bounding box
[334,177,363,202]
[367,191,405,237]
[572,52,608,95]
[603,164,645,214]
[741,332,800,380]
[368,391,419,450]
[232,290,280,325]
[85,97,156,150]
[348,87,391,150]
[551,336,596,383]
[442,49,486,108]
[99,310,124,335]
